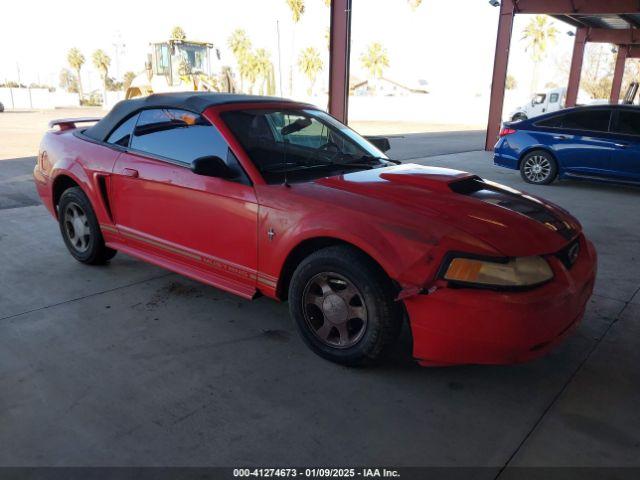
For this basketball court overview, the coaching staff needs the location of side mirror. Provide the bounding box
[365,135,391,153]
[191,156,237,179]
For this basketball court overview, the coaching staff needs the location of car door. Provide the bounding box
[547,91,561,113]
[109,108,258,295]
[535,109,615,176]
[608,108,640,182]
[529,94,547,118]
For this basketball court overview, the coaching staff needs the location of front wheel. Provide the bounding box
[289,245,403,366]
[58,187,117,264]
[520,150,558,185]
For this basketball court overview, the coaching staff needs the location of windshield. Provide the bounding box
[176,44,210,74]
[222,109,390,184]
[532,93,546,105]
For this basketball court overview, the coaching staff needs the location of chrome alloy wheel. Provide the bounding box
[523,154,552,183]
[63,201,91,252]
[302,272,368,349]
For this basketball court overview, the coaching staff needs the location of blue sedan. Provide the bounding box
[493,105,640,185]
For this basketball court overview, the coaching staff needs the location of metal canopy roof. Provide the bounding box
[554,13,640,29]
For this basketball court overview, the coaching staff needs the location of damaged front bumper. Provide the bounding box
[403,236,597,366]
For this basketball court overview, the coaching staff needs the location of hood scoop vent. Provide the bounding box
[379,170,477,193]
[451,178,577,241]
[448,176,486,194]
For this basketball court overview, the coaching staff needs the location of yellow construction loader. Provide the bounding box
[125,39,235,99]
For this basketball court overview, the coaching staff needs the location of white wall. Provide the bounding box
[347,95,489,125]
[0,88,80,109]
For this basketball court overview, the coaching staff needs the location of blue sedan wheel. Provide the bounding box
[520,150,557,185]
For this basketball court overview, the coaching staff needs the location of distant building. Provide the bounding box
[349,77,428,96]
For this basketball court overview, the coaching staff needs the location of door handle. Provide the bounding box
[614,143,629,149]
[121,168,139,178]
[553,135,569,140]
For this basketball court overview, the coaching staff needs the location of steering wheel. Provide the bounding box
[316,140,342,162]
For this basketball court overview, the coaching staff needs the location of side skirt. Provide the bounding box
[106,240,258,300]
[562,172,640,187]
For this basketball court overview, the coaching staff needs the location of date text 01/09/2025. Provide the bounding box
[232,468,401,478]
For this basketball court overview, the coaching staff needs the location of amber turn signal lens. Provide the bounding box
[444,256,553,288]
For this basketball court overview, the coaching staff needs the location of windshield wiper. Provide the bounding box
[260,153,395,174]
[357,154,400,165]
[261,160,374,174]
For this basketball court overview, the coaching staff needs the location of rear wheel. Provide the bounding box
[520,150,557,185]
[58,187,117,264]
[512,113,527,121]
[289,245,403,366]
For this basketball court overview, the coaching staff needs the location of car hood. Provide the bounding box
[311,164,580,256]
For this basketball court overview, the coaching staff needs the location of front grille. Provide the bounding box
[556,238,581,269]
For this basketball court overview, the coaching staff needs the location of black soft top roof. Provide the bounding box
[84,92,301,142]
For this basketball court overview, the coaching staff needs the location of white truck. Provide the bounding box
[508,87,567,121]
[507,85,631,122]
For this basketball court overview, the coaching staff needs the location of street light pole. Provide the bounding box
[112,32,126,80]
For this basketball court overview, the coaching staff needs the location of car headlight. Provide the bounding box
[442,255,553,289]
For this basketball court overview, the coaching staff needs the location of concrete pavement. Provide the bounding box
[386,130,485,160]
[0,142,638,471]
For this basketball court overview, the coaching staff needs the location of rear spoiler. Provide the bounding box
[48,117,102,131]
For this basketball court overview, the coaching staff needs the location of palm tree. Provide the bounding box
[240,52,259,94]
[298,47,323,95]
[286,0,305,94]
[92,49,111,106]
[360,42,390,83]
[254,49,273,95]
[59,68,78,93]
[228,29,252,92]
[286,0,305,22]
[171,26,187,41]
[267,66,276,96]
[522,15,558,92]
[67,48,85,103]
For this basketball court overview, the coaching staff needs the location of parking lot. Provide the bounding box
[0,110,638,470]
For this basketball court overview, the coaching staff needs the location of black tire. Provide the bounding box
[288,245,403,366]
[520,150,558,185]
[512,113,527,121]
[58,187,117,264]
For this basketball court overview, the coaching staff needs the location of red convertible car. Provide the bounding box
[34,93,596,366]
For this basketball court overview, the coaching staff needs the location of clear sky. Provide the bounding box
[1,0,578,98]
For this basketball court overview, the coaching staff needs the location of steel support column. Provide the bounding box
[328,0,352,123]
[566,28,588,108]
[610,46,628,104]
[485,1,514,151]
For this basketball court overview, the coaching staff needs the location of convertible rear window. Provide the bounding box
[106,113,139,147]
